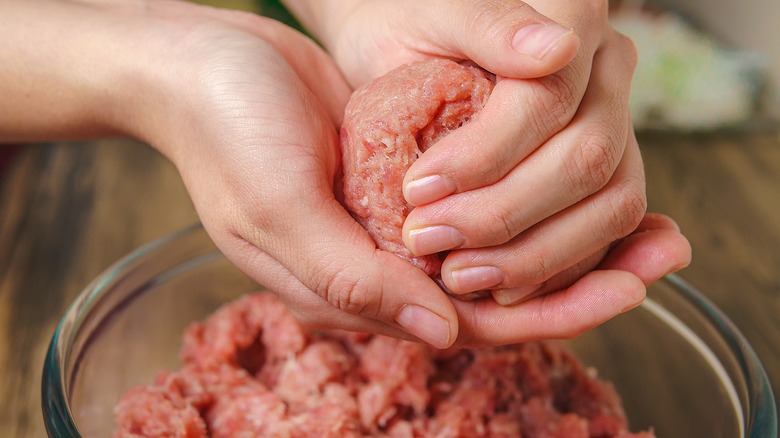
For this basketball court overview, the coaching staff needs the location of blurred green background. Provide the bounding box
[191,0,300,28]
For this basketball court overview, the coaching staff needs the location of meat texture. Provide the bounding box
[340,59,494,276]
[113,293,655,438]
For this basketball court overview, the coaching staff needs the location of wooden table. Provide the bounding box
[1,131,779,436]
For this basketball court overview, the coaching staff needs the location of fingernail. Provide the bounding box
[512,23,573,60]
[408,225,464,255]
[395,305,451,349]
[492,285,541,306]
[404,175,456,206]
[451,266,504,292]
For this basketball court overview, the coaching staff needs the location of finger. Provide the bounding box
[403,32,638,257]
[226,245,418,341]
[491,248,606,306]
[434,0,583,77]
[401,2,613,207]
[454,216,691,346]
[452,269,646,347]
[402,77,582,207]
[597,218,692,285]
[439,124,646,296]
[489,213,690,305]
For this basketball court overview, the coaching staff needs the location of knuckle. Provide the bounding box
[526,249,553,284]
[481,202,521,244]
[532,72,579,129]
[314,266,373,316]
[604,178,647,238]
[567,129,620,194]
[503,246,554,286]
[468,145,508,185]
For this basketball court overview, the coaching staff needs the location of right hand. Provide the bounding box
[281,0,691,344]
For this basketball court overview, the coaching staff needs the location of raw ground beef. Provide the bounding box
[340,59,494,277]
[113,293,655,438]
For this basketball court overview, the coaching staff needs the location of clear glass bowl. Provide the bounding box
[42,224,777,437]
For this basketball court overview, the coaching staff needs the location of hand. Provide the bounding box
[114,0,470,348]
[283,0,692,344]
[452,213,692,346]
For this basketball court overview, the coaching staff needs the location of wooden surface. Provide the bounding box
[1,131,779,436]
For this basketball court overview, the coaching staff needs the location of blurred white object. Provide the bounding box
[610,6,764,131]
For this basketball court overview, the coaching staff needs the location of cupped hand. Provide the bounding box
[287,0,692,343]
[123,0,464,348]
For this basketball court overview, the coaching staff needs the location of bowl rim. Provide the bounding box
[642,274,778,438]
[40,224,778,437]
[41,223,204,438]
[652,274,777,438]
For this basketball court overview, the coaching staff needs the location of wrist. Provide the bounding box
[0,0,176,146]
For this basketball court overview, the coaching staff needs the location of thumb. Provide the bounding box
[426,0,580,78]
[256,195,459,349]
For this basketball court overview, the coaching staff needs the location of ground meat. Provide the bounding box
[113,293,655,438]
[113,382,207,438]
[340,59,495,277]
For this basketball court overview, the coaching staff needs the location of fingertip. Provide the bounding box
[474,24,579,79]
[373,252,460,348]
[510,23,580,72]
[403,174,456,206]
[600,228,693,285]
[395,304,456,349]
[404,225,465,257]
[444,264,504,295]
[452,4,581,79]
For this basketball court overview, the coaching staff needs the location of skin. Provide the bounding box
[1,0,691,349]
[284,0,691,344]
[284,0,651,297]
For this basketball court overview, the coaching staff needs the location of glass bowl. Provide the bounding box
[42,224,777,437]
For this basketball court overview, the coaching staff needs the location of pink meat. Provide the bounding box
[112,384,207,438]
[180,292,306,387]
[114,292,655,438]
[340,59,494,276]
[356,336,433,431]
[205,382,287,438]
